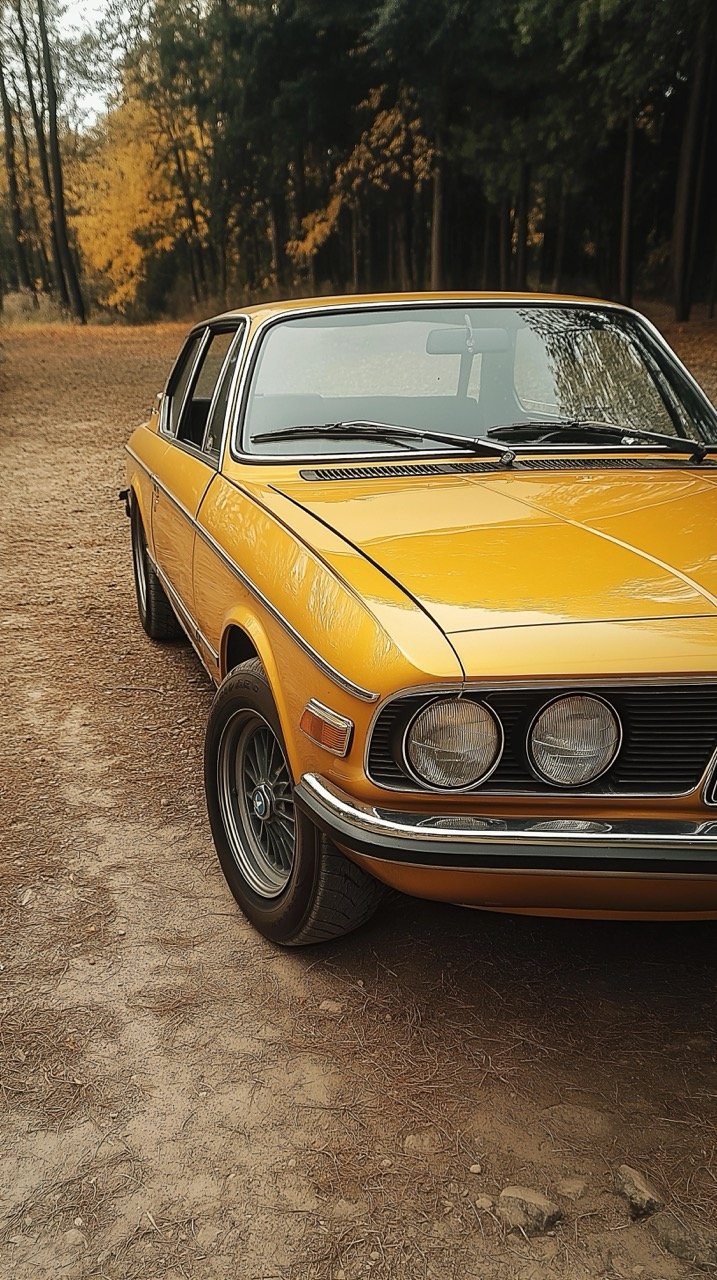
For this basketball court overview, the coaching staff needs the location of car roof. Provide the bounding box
[201,290,616,328]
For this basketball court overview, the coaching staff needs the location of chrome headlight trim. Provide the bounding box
[401,697,505,792]
[527,693,623,788]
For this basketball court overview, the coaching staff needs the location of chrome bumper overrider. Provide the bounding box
[295,774,717,874]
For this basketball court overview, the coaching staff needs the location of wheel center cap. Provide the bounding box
[251,784,273,821]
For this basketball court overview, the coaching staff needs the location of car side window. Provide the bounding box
[175,329,239,452]
[166,332,204,437]
[204,325,245,457]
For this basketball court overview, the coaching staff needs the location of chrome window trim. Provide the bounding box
[400,697,505,792]
[125,445,379,703]
[206,318,250,461]
[364,679,717,799]
[525,692,623,788]
[226,298,717,465]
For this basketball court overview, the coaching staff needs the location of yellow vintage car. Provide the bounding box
[124,292,717,944]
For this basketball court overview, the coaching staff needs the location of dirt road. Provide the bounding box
[1,316,716,1280]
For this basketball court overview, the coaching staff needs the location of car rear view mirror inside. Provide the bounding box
[426,326,511,355]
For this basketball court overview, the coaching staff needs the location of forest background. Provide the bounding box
[0,0,715,325]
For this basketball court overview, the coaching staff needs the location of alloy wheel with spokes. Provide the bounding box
[205,659,385,945]
[218,710,297,898]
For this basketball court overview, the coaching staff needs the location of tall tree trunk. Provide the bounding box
[170,140,209,295]
[0,49,34,295]
[499,195,511,289]
[13,2,71,308]
[687,47,715,302]
[515,161,530,291]
[36,0,86,321]
[363,209,373,292]
[709,233,717,319]
[430,145,443,290]
[481,210,492,288]
[12,75,51,292]
[619,115,635,305]
[552,177,567,293]
[672,8,715,321]
[350,203,360,292]
[186,236,200,304]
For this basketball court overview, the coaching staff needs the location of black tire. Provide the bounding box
[204,658,385,945]
[130,493,183,641]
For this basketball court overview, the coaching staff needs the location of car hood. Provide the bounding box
[269,468,717,634]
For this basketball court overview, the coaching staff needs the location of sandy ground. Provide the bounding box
[1,310,716,1280]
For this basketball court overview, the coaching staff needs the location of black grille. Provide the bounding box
[367,685,717,796]
[301,457,717,482]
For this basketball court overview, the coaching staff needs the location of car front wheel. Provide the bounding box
[204,659,384,945]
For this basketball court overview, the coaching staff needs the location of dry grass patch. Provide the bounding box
[85,1210,214,1280]
[0,999,135,1129]
[0,1147,144,1245]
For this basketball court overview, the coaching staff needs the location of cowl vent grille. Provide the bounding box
[301,457,717,481]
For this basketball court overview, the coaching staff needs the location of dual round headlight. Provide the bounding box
[528,694,621,786]
[402,693,621,791]
[404,698,503,790]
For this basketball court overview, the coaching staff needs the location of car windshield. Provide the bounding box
[241,304,717,457]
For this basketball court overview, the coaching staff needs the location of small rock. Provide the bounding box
[287,1158,296,1168]
[403,1126,442,1156]
[73,1217,84,1228]
[469,1162,482,1175]
[18,888,34,907]
[650,1211,717,1267]
[475,1196,494,1211]
[616,1165,664,1220]
[543,1103,613,1142]
[379,1157,392,1169]
[62,1229,87,1250]
[556,1176,587,1201]
[326,1198,366,1221]
[195,1225,220,1247]
[498,1186,562,1236]
[319,999,343,1014]
[370,1252,380,1260]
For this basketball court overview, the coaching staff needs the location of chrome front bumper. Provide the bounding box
[295,774,717,874]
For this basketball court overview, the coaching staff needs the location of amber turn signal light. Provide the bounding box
[300,700,353,757]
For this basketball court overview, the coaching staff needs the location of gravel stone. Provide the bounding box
[650,1211,717,1266]
[616,1164,664,1219]
[403,1126,442,1155]
[498,1186,562,1236]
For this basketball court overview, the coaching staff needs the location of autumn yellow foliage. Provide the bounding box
[73,96,183,310]
[287,88,433,264]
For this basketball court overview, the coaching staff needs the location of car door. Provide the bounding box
[151,323,244,658]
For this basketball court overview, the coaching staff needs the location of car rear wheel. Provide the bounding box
[204,659,385,945]
[130,494,183,641]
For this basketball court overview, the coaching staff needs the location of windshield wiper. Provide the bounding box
[487,418,709,462]
[251,420,517,465]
